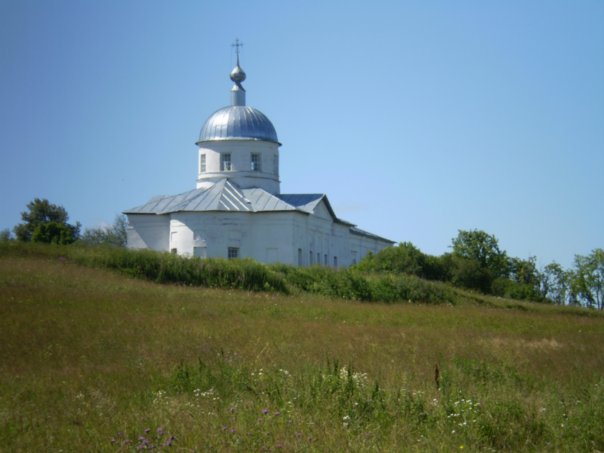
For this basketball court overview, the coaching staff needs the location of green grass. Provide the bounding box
[1,245,604,451]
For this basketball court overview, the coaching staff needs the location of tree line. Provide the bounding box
[1,198,602,309]
[0,198,126,247]
[355,230,603,309]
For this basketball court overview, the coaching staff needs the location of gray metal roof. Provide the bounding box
[197,106,279,144]
[125,180,300,215]
[124,179,393,243]
[351,226,396,244]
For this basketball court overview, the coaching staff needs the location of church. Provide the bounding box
[124,48,393,267]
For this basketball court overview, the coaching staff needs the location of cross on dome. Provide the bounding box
[230,39,246,87]
[232,38,243,65]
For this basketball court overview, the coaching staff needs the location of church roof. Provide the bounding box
[124,179,394,244]
[124,179,320,216]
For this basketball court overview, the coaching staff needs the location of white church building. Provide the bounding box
[124,51,393,267]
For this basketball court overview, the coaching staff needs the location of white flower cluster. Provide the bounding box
[193,388,220,401]
[251,368,265,380]
[152,390,166,406]
[338,367,369,388]
[342,414,351,428]
[448,398,480,431]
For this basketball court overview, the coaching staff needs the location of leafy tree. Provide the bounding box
[31,221,79,245]
[541,262,569,304]
[14,198,80,244]
[80,215,128,247]
[509,256,540,287]
[573,249,604,309]
[448,229,509,293]
[0,228,11,242]
[451,229,509,279]
[356,242,423,275]
[355,242,446,280]
[442,253,493,293]
[502,256,544,301]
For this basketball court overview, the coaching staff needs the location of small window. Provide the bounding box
[228,247,239,259]
[309,250,313,265]
[200,154,206,173]
[333,256,338,268]
[324,254,328,266]
[251,153,261,172]
[317,252,320,265]
[171,248,177,254]
[221,153,232,171]
[298,248,303,266]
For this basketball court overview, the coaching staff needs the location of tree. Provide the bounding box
[451,229,509,278]
[509,256,540,287]
[449,229,509,293]
[541,262,569,304]
[355,242,446,281]
[444,253,494,293]
[80,215,128,247]
[31,221,80,245]
[0,228,11,242]
[14,198,80,245]
[573,249,604,309]
[504,256,543,301]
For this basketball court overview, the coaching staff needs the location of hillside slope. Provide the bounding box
[1,251,603,451]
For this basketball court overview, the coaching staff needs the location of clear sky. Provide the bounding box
[1,0,602,269]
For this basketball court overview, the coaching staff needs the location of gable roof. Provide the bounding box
[124,179,322,216]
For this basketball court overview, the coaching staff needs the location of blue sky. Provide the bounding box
[1,0,602,269]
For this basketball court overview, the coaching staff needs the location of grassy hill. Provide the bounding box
[1,245,603,451]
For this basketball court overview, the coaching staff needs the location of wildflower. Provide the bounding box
[342,414,351,428]
[262,408,269,415]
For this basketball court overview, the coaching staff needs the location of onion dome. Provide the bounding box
[197,52,279,145]
[230,64,246,85]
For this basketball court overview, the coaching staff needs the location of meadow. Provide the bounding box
[1,245,603,451]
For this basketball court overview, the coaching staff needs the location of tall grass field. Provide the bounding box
[1,244,603,451]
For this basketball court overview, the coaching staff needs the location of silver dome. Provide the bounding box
[198,105,279,144]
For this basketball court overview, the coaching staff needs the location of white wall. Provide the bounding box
[169,211,297,263]
[127,202,392,266]
[197,140,280,194]
[126,215,170,251]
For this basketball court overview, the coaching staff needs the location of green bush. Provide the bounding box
[270,264,456,304]
[0,242,457,304]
